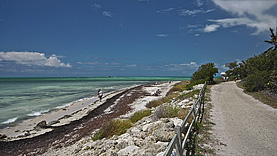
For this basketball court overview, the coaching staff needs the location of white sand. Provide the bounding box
[120,81,179,118]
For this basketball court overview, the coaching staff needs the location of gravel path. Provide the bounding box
[211,81,277,156]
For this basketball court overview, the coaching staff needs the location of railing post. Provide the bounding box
[192,102,196,119]
[174,125,182,155]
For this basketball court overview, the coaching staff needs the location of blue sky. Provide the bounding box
[0,0,276,77]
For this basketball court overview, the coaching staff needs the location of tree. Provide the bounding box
[191,62,218,82]
[225,61,238,69]
[265,27,277,50]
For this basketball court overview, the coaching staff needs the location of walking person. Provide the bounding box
[97,89,103,102]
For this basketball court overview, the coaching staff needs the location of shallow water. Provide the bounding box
[0,77,190,128]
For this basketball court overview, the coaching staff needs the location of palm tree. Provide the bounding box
[265,27,277,50]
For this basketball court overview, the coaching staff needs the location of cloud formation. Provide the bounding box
[157,8,175,15]
[0,52,71,68]
[179,9,214,16]
[155,34,169,37]
[209,0,277,34]
[204,24,220,33]
[165,62,199,72]
[102,11,113,17]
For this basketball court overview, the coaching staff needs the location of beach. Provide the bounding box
[0,81,179,155]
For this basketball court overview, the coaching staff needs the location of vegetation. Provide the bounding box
[176,89,200,101]
[167,81,190,94]
[154,105,189,120]
[264,27,277,50]
[191,63,218,83]
[129,109,152,123]
[225,28,277,93]
[92,119,132,141]
[92,80,204,141]
[92,109,153,140]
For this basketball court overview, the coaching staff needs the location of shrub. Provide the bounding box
[154,105,188,119]
[146,94,178,108]
[176,89,200,101]
[129,109,152,123]
[243,70,270,92]
[92,119,132,141]
[186,79,206,90]
[168,81,190,94]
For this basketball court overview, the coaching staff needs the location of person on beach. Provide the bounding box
[97,89,103,102]
[153,89,161,96]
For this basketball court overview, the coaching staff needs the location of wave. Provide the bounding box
[55,97,93,109]
[27,109,50,117]
[2,117,18,124]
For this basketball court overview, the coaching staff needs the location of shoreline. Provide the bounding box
[0,84,142,141]
[0,81,179,156]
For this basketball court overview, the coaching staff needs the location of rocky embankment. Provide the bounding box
[41,84,204,156]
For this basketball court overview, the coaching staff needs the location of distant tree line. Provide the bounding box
[225,27,277,92]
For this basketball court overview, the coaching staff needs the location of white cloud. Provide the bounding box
[179,9,214,16]
[157,8,175,14]
[91,3,102,10]
[165,62,199,71]
[210,0,277,34]
[204,24,220,33]
[180,62,198,67]
[195,0,204,7]
[126,64,137,68]
[0,52,71,67]
[102,11,113,17]
[156,34,169,37]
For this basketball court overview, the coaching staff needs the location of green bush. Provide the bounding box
[177,89,200,101]
[92,119,132,141]
[168,81,190,94]
[186,79,206,90]
[146,94,178,108]
[243,71,270,92]
[154,105,188,119]
[129,109,152,123]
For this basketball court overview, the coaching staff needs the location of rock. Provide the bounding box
[24,132,31,137]
[34,120,47,130]
[193,94,199,99]
[182,99,190,104]
[169,118,183,127]
[47,120,60,126]
[0,134,7,139]
[117,145,139,156]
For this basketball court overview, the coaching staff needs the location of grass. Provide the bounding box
[92,80,206,141]
[237,81,277,109]
[167,81,190,95]
[146,81,199,108]
[193,86,216,156]
[146,94,178,108]
[176,89,200,101]
[154,105,190,120]
[92,119,132,141]
[129,109,152,123]
[92,109,152,141]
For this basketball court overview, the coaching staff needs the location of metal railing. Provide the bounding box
[164,82,207,156]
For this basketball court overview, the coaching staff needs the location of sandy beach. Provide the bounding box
[0,81,179,156]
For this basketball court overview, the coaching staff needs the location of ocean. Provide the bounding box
[0,77,190,129]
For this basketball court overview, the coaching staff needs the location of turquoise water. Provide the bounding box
[0,77,190,128]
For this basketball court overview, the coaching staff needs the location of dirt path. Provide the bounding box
[210,81,277,156]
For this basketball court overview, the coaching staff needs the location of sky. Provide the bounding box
[0,0,276,77]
